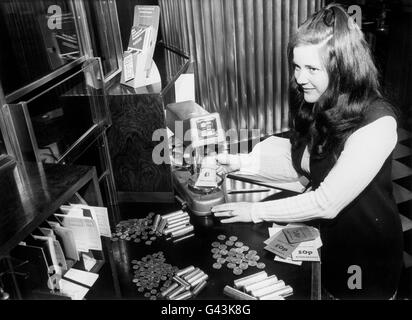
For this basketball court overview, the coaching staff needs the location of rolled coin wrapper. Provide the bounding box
[166,219,190,229]
[233,271,268,289]
[167,284,186,300]
[173,276,191,290]
[183,268,201,281]
[166,213,189,223]
[187,271,206,285]
[152,214,161,231]
[171,225,194,238]
[163,222,190,235]
[160,282,179,297]
[192,280,207,297]
[162,210,185,219]
[250,280,285,297]
[223,285,257,300]
[190,273,208,287]
[157,219,168,234]
[173,232,195,243]
[176,265,195,277]
[244,275,279,293]
[172,290,193,300]
[259,285,293,300]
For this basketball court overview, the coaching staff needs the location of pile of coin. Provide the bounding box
[160,265,208,300]
[131,251,179,300]
[111,210,195,245]
[159,210,194,240]
[111,212,161,245]
[210,234,266,275]
[223,271,293,300]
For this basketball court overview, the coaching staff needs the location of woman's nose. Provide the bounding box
[295,70,308,85]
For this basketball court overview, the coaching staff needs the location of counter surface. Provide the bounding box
[108,177,321,300]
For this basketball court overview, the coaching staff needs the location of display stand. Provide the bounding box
[120,5,161,89]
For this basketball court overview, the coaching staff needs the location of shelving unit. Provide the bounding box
[0,161,116,299]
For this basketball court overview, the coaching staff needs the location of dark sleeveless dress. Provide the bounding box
[292,99,404,299]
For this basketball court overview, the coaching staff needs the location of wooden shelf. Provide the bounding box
[0,161,99,259]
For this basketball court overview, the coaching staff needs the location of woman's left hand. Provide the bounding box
[211,202,253,223]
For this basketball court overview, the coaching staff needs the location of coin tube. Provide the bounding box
[167,284,186,300]
[176,265,195,277]
[152,214,161,231]
[167,217,190,228]
[183,268,201,281]
[171,225,194,237]
[223,285,257,300]
[244,275,279,293]
[192,280,207,297]
[250,280,286,297]
[163,223,189,235]
[172,290,193,300]
[258,294,285,300]
[233,271,268,289]
[157,219,168,234]
[259,285,293,300]
[162,210,185,219]
[190,273,208,287]
[160,282,179,297]
[166,219,190,230]
[166,213,189,223]
[173,232,195,243]
[173,276,191,290]
[187,271,205,285]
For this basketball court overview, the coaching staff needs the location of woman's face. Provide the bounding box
[293,45,329,103]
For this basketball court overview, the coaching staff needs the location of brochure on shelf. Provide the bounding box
[120,5,161,89]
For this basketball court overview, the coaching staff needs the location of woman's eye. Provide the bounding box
[308,67,318,73]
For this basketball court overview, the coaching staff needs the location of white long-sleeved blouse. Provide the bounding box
[236,116,398,223]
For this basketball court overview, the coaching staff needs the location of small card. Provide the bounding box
[282,226,317,244]
[291,246,320,262]
[123,51,135,82]
[63,268,98,288]
[265,232,298,259]
[59,278,89,300]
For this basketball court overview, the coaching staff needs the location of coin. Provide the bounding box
[218,244,227,250]
[212,263,222,269]
[217,258,226,264]
[229,236,238,242]
[145,240,152,245]
[134,238,141,243]
[257,262,266,269]
[211,248,219,254]
[225,240,234,246]
[235,241,243,248]
[227,263,235,269]
[211,242,220,247]
[233,267,243,275]
[239,263,249,270]
[217,234,226,241]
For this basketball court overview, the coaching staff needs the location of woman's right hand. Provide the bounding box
[216,153,241,175]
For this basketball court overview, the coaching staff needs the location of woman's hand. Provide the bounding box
[212,202,253,223]
[215,153,241,175]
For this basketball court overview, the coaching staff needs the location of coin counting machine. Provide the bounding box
[166,101,226,216]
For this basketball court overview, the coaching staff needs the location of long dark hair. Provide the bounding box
[289,3,385,172]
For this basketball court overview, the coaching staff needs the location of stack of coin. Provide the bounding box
[210,234,266,275]
[223,271,293,300]
[160,265,208,300]
[157,210,195,241]
[131,251,179,300]
[111,212,161,245]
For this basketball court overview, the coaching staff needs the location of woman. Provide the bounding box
[211,4,403,299]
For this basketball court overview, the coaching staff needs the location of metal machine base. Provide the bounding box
[172,169,225,216]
